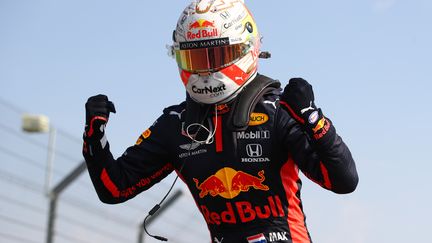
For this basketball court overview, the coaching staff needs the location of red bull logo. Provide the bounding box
[189,19,216,29]
[215,104,230,114]
[188,19,218,40]
[193,168,269,199]
[312,117,326,133]
[314,118,331,140]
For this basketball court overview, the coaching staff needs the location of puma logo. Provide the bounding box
[300,101,315,114]
[169,109,185,120]
[263,99,278,109]
[214,237,224,243]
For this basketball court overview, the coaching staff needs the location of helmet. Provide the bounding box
[173,0,261,104]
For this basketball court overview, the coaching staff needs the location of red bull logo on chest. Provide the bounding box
[194,168,285,225]
[193,167,269,199]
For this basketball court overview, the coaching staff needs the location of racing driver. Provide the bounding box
[83,0,359,242]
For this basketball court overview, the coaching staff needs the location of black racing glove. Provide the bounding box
[84,94,116,141]
[280,78,334,142]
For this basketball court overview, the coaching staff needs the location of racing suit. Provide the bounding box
[83,81,358,243]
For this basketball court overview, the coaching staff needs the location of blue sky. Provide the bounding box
[1,0,432,242]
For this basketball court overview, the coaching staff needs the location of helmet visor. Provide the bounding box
[175,44,247,73]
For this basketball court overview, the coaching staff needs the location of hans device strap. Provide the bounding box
[226,74,280,131]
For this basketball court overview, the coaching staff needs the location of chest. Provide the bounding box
[172,107,278,182]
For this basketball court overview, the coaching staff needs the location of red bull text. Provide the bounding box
[188,19,218,40]
[200,195,285,225]
[187,29,218,40]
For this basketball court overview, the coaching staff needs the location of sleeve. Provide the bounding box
[83,113,175,204]
[276,106,359,194]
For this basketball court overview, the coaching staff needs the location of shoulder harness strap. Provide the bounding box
[226,73,280,131]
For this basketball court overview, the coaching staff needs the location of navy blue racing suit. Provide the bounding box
[83,85,358,243]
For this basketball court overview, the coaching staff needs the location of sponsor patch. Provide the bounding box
[241,157,270,163]
[241,144,270,163]
[314,119,331,140]
[180,38,230,50]
[193,168,268,199]
[312,117,326,133]
[247,233,267,243]
[308,110,319,124]
[178,149,207,159]
[237,130,270,140]
[223,11,247,29]
[179,142,201,151]
[187,19,218,40]
[249,113,269,126]
[201,195,284,225]
[192,84,226,95]
[246,144,262,157]
[189,19,215,30]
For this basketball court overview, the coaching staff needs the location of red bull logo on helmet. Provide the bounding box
[188,19,219,40]
[189,19,216,29]
[193,167,269,199]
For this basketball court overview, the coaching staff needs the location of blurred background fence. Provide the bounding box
[0,97,209,243]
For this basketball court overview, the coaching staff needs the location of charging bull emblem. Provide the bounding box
[193,168,269,199]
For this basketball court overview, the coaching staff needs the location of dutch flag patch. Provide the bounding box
[247,233,267,243]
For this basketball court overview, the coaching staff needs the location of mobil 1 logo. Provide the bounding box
[237,130,270,140]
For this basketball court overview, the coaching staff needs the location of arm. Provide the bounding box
[278,79,359,194]
[82,95,174,204]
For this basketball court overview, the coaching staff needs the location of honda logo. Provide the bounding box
[246,144,262,158]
